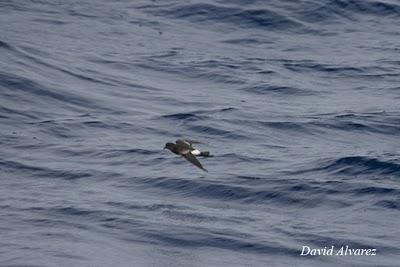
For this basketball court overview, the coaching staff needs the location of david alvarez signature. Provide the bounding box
[300,246,377,256]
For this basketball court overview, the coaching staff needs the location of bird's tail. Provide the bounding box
[199,151,212,157]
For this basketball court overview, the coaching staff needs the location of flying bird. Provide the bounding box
[164,139,211,172]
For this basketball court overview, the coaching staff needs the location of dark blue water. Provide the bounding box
[1,0,400,266]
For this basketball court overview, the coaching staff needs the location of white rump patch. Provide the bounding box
[191,149,201,156]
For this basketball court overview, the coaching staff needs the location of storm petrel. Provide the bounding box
[164,139,211,172]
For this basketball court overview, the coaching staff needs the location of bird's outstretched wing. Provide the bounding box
[176,139,201,147]
[182,152,208,172]
[176,139,191,148]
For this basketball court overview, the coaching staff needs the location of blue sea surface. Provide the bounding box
[1,0,400,266]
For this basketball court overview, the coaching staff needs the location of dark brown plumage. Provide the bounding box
[164,139,210,172]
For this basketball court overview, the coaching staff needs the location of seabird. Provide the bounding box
[164,139,211,172]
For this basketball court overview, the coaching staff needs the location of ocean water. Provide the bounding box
[1,0,400,266]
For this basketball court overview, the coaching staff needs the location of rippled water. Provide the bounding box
[1,0,400,266]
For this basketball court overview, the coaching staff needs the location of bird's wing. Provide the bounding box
[175,140,191,155]
[176,139,192,148]
[176,139,202,147]
[182,152,208,172]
